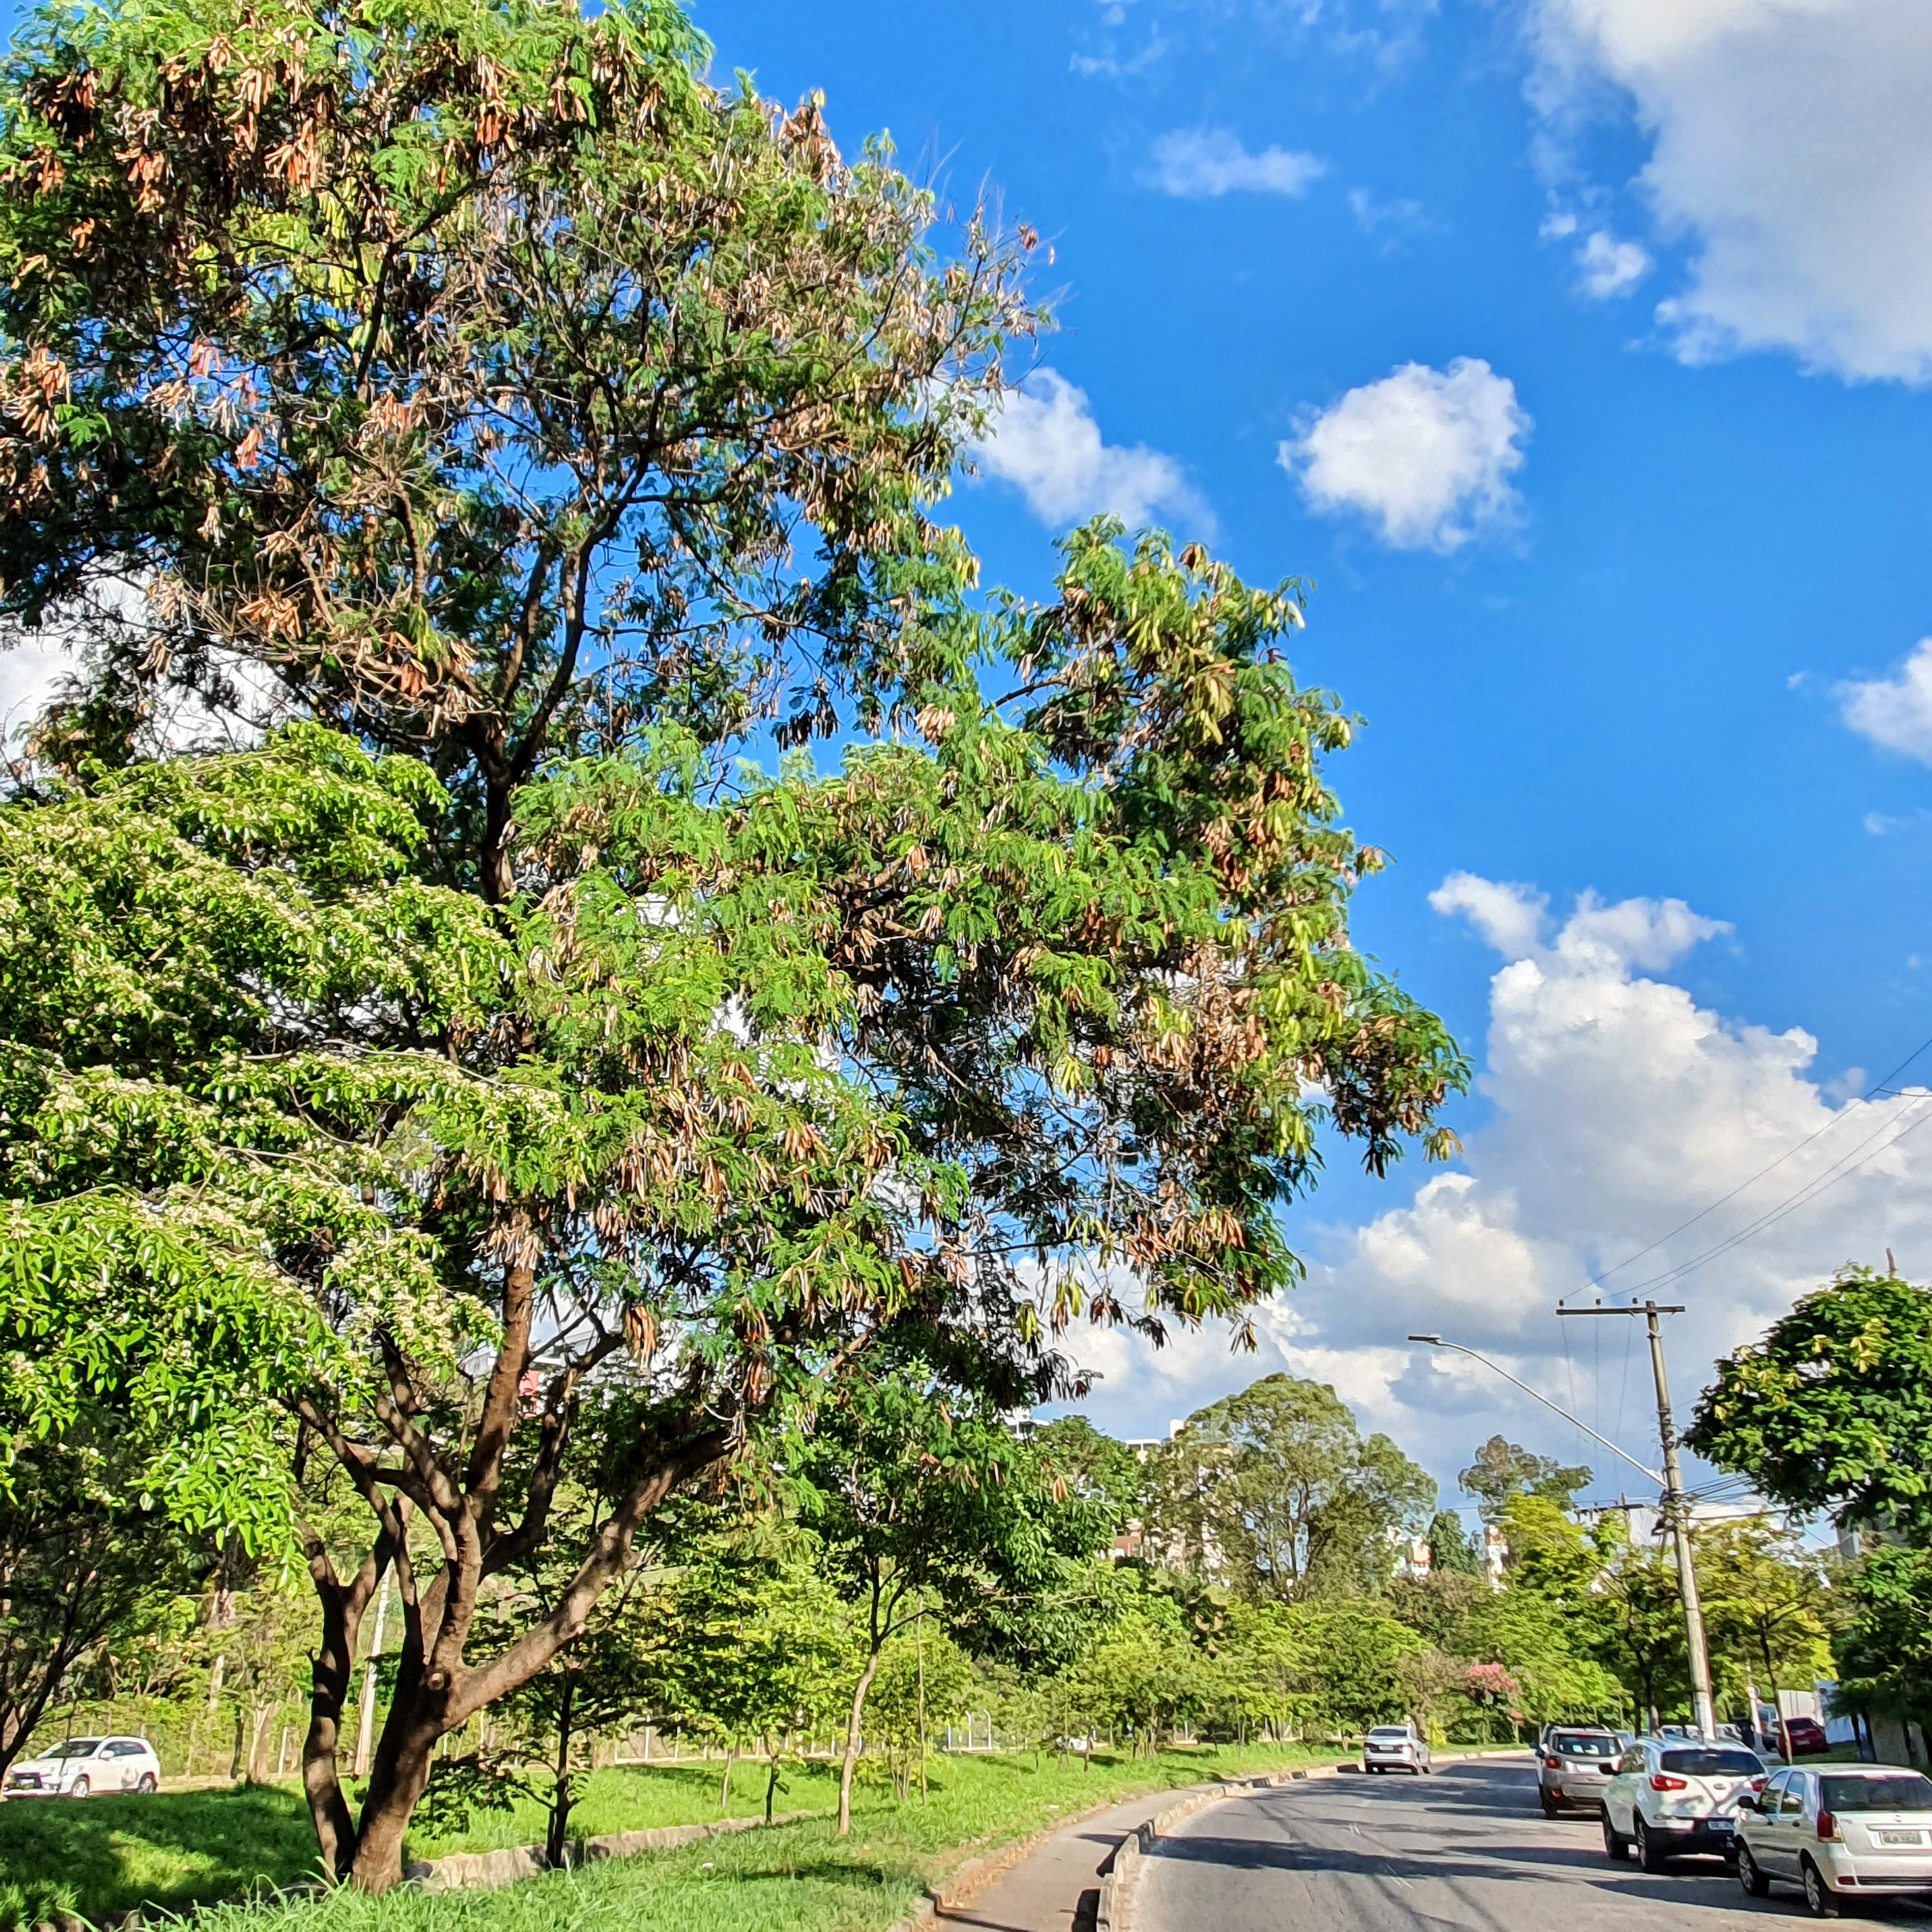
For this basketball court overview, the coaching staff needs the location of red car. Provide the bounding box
[1777,1715,1830,1756]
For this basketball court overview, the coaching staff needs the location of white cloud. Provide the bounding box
[1529,0,1932,381]
[970,370,1212,534]
[1281,358,1532,552]
[1839,639,1932,764]
[1576,229,1652,298]
[1057,874,1932,1497]
[1145,129,1327,199]
[0,628,75,741]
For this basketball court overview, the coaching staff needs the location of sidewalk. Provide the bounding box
[936,1791,1188,1932]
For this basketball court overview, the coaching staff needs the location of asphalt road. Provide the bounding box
[1135,1759,1917,1932]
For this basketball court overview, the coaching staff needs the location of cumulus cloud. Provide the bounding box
[1145,129,1327,199]
[1528,0,1932,381]
[1576,229,1652,299]
[1839,639,1932,764]
[0,628,74,741]
[1056,875,1932,1494]
[970,370,1211,534]
[1281,358,1532,552]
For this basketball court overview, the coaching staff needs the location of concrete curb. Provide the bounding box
[402,1808,811,1892]
[892,1790,1141,1931]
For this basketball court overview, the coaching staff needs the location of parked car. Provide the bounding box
[1736,1764,1932,1917]
[1602,1737,1767,1871]
[3,1736,161,1798]
[1779,1716,1831,1758]
[1363,1725,1432,1775]
[1538,1726,1624,1816]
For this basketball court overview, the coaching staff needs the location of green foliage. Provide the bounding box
[1688,1267,1932,1541]
[1145,1374,1435,1601]
[1697,1518,1835,1715]
[1426,1509,1481,1577]
[1030,1417,1145,1534]
[1833,1546,1932,1736]
[1457,1435,1590,1525]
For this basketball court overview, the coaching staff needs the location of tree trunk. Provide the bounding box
[300,1575,364,1878]
[718,1744,735,1811]
[546,1680,576,1869]
[764,1732,779,1824]
[482,783,514,905]
[347,1715,441,1894]
[247,1703,273,1783]
[837,1649,883,1838]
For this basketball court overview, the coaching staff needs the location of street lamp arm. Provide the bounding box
[1407,1336,1665,1486]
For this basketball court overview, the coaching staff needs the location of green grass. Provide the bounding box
[0,1742,1343,1928]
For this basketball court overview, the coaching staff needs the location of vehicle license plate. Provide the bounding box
[1877,1831,1925,1846]
[1708,1819,1734,1833]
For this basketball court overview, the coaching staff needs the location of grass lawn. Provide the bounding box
[0,1741,1343,1929]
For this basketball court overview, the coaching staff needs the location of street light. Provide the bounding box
[1408,1328,1716,1741]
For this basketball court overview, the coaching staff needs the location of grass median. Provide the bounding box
[0,1741,1343,1930]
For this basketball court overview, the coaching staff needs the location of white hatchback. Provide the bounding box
[1602,1738,1767,1870]
[1737,1764,1932,1917]
[3,1735,162,1798]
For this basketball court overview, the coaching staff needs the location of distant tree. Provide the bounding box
[1148,1376,1435,1602]
[1068,1606,1210,1756]
[1387,1570,1486,1651]
[1032,1418,1146,1535]
[1698,1519,1834,1761]
[1426,1509,1482,1577]
[1832,1547,1932,1744]
[1581,1538,1690,1732]
[1688,1268,1932,1542]
[655,1532,851,1826]
[863,1621,974,1800]
[0,1427,198,1781]
[790,1367,1104,1834]
[1458,1436,1591,1525]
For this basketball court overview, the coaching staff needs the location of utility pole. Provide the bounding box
[1558,1299,1717,1742]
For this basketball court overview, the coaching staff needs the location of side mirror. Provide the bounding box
[1734,1796,1757,1813]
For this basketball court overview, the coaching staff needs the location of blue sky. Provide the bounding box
[700,0,1932,1506]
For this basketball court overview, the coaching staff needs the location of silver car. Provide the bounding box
[3,1735,162,1797]
[1538,1726,1623,1815]
[1363,1724,1432,1775]
[1737,1764,1932,1917]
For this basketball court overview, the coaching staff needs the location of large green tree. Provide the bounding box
[0,0,1033,900]
[1457,1435,1590,1525]
[1147,1374,1436,1602]
[1688,1267,1932,1541]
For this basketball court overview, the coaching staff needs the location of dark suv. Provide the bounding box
[1540,1727,1625,1816]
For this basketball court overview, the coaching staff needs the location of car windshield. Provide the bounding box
[1822,1775,1932,1813]
[1660,1748,1763,1777]
[48,1739,103,1759]
[1368,1729,1412,1739]
[1554,1734,1617,1756]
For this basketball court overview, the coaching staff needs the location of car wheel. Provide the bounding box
[135,1773,157,1796]
[1542,1793,1560,1819]
[1737,1844,1770,1898]
[1801,1859,1841,1918]
[1603,1813,1630,1862]
[69,1775,89,1800]
[1637,1820,1669,1873]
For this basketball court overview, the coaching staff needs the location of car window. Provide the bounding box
[1780,1778,1808,1816]
[1761,1770,1790,1802]
[1823,1774,1932,1813]
[1617,1750,1644,1774]
[1659,1748,1764,1777]
[1367,1728,1412,1739]
[1553,1734,1617,1757]
[53,1738,104,1758]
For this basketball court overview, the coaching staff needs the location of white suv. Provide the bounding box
[1602,1737,1766,1870]
[3,1735,162,1798]
[1737,1764,1932,1917]
[1363,1725,1432,1775]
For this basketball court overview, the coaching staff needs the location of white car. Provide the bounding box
[1602,1737,1766,1870]
[3,1735,162,1798]
[1363,1725,1432,1775]
[1736,1763,1932,1917]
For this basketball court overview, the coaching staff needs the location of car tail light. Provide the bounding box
[1750,1778,1767,1792]
[1817,1810,1839,1843]
[1649,1774,1689,1792]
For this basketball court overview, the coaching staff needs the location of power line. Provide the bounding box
[1580,1029,1932,1292]
[1625,1093,1932,1298]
